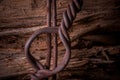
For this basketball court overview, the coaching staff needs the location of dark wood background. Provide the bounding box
[0,0,120,80]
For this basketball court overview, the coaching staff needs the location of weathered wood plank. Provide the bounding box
[0,25,47,36]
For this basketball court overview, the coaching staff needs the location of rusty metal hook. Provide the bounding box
[24,0,83,80]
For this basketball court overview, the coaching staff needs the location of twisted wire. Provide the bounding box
[58,0,83,72]
[59,0,83,36]
[24,0,83,80]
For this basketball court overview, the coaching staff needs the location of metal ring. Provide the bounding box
[24,27,71,79]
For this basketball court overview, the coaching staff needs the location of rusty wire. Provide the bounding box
[52,0,58,79]
[46,0,52,71]
[24,0,83,80]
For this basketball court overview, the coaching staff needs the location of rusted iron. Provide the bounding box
[46,0,52,70]
[24,0,83,80]
[52,0,58,79]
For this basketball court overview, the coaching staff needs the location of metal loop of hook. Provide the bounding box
[24,0,83,80]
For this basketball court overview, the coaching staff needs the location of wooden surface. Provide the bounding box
[0,0,120,79]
